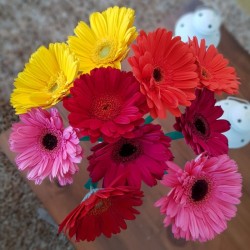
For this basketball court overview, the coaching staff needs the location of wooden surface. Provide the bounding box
[1,2,250,250]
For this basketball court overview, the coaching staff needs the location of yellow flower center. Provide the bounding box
[48,71,67,94]
[93,38,117,64]
[99,46,111,58]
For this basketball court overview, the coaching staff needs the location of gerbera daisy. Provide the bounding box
[87,124,173,188]
[128,28,199,119]
[174,89,230,156]
[68,6,137,73]
[11,43,79,114]
[63,67,148,143]
[188,37,240,94]
[155,153,242,242]
[9,108,83,185]
[58,185,143,241]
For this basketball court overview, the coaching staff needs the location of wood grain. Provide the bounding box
[1,2,250,249]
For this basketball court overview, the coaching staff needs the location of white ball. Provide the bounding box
[216,98,250,149]
[192,8,221,36]
[174,8,221,47]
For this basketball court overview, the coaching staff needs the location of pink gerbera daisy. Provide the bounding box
[189,37,240,94]
[128,28,199,119]
[58,185,143,242]
[9,108,83,185]
[87,124,173,188]
[174,89,230,156]
[155,153,242,242]
[63,67,148,143]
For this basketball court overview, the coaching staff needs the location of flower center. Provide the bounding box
[153,67,163,82]
[42,133,58,150]
[193,115,209,137]
[89,198,111,216]
[99,46,111,58]
[91,95,121,121]
[113,139,141,162]
[191,179,209,202]
[200,67,212,80]
[119,143,137,157]
[93,39,116,63]
[48,71,67,93]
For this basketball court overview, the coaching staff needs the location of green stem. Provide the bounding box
[144,115,154,124]
[165,131,184,140]
[84,178,98,190]
[80,136,103,142]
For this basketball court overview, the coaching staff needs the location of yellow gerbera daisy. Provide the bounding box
[11,43,79,114]
[68,6,137,73]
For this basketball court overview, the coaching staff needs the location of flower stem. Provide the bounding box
[84,178,98,190]
[165,131,184,140]
[80,136,103,142]
[144,115,154,124]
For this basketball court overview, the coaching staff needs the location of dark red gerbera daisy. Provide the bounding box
[174,89,230,156]
[63,67,148,142]
[58,186,143,242]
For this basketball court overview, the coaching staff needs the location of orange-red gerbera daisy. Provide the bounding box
[128,28,199,119]
[188,37,240,94]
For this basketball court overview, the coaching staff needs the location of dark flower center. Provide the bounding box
[201,67,212,80]
[42,133,58,150]
[113,140,141,162]
[194,118,206,135]
[191,179,209,202]
[193,115,210,137]
[153,67,163,82]
[119,143,137,157]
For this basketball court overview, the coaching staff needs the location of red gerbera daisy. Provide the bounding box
[174,89,230,156]
[58,185,143,242]
[128,28,199,119]
[189,37,240,94]
[155,153,242,242]
[87,124,173,188]
[63,67,148,143]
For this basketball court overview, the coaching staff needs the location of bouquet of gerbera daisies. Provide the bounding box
[9,6,242,243]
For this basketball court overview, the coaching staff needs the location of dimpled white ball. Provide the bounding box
[175,7,222,47]
[216,98,250,149]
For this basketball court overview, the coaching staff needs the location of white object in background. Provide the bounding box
[175,7,222,47]
[216,97,250,149]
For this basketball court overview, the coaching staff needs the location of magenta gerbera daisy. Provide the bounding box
[9,108,83,185]
[63,67,148,143]
[128,28,199,119]
[174,88,230,156]
[155,153,242,242]
[87,124,173,188]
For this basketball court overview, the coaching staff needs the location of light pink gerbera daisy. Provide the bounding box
[87,124,173,188]
[155,153,242,242]
[9,108,83,185]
